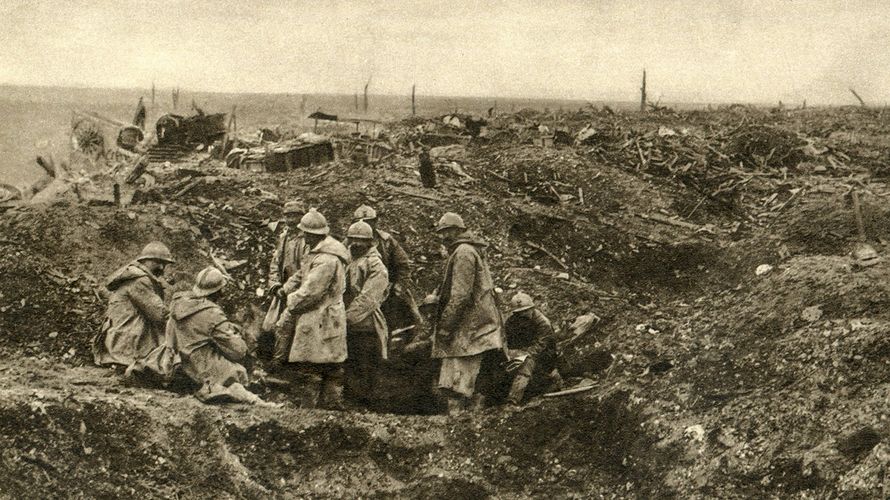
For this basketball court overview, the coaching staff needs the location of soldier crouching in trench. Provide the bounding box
[93,241,175,371]
[165,267,273,405]
[127,266,275,406]
[501,292,564,404]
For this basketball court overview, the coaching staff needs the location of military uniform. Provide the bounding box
[503,307,559,404]
[93,261,168,366]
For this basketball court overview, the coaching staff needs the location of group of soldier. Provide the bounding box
[92,202,562,414]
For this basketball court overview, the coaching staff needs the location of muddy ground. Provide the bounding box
[3,106,890,497]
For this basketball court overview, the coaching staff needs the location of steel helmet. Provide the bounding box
[283,200,305,215]
[353,204,378,222]
[347,221,374,240]
[297,208,330,235]
[435,212,466,232]
[136,241,175,264]
[192,266,227,297]
[510,292,535,312]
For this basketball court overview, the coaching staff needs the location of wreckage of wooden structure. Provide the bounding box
[227,139,334,172]
[335,137,394,165]
[307,111,384,136]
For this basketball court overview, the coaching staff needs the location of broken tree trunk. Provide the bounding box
[363,77,371,113]
[850,88,866,107]
[412,84,416,116]
[640,70,647,113]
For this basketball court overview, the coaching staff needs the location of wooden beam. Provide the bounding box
[524,240,569,270]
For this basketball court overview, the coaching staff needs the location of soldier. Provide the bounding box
[166,267,270,405]
[267,200,310,368]
[343,221,390,404]
[352,204,423,333]
[503,292,562,405]
[429,212,505,414]
[93,241,174,368]
[279,209,350,410]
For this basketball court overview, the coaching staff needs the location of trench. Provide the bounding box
[0,379,678,498]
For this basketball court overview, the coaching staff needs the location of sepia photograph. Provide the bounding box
[1,0,890,497]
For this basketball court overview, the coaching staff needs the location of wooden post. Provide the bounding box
[300,94,306,117]
[850,88,866,107]
[354,93,359,111]
[411,84,416,116]
[640,70,647,113]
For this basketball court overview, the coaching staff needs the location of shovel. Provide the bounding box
[852,190,880,267]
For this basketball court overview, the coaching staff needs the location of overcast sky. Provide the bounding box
[2,0,888,104]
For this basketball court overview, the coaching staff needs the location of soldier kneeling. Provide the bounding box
[169,267,271,405]
[503,292,563,405]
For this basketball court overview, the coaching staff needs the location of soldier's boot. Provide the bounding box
[507,373,531,406]
[319,367,346,411]
[271,310,295,371]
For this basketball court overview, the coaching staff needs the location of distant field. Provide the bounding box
[0,84,665,187]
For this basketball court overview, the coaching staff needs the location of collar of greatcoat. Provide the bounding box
[310,235,350,264]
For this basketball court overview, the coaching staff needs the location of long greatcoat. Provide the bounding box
[285,236,350,363]
[432,233,504,359]
[269,227,311,294]
[166,292,248,387]
[93,261,168,366]
[345,246,390,359]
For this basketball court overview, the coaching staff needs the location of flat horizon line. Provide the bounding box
[0,82,845,109]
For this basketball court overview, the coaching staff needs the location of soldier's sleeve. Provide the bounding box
[390,238,412,282]
[528,311,555,358]
[439,247,475,332]
[286,256,337,314]
[209,314,248,362]
[281,272,302,294]
[346,258,390,325]
[127,278,169,324]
